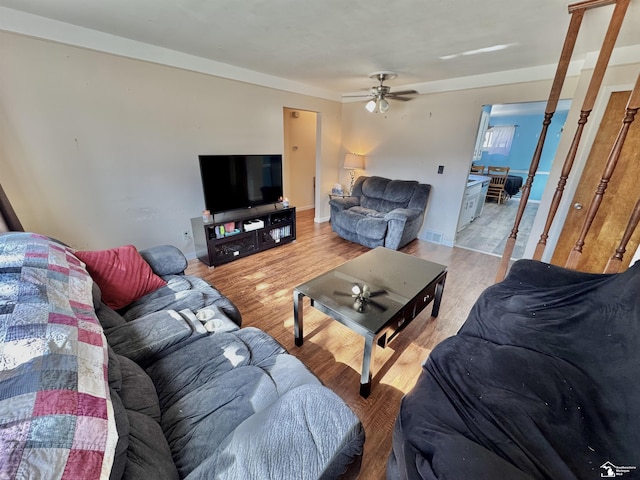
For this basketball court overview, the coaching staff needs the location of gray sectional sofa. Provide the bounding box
[0,232,364,479]
[329,176,431,250]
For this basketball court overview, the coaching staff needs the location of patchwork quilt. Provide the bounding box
[0,233,117,479]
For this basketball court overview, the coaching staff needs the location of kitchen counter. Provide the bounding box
[467,174,491,186]
[457,175,491,232]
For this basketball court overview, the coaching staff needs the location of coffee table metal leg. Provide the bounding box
[360,334,376,397]
[294,291,304,346]
[431,274,447,318]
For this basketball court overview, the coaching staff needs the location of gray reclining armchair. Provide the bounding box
[329,176,431,250]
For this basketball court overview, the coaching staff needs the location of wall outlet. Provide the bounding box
[183,230,191,240]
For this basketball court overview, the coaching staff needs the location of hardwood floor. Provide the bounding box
[185,209,502,479]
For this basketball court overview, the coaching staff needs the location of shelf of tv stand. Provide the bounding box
[191,204,296,267]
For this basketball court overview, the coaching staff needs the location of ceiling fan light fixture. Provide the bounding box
[365,97,390,114]
[379,98,390,113]
[351,71,415,113]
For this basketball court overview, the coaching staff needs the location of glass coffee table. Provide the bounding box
[293,247,447,397]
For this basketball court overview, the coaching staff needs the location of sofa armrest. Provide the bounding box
[139,244,188,276]
[384,208,421,222]
[329,196,360,211]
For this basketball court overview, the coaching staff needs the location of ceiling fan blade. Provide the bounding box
[389,89,418,96]
[342,93,375,99]
[386,96,413,102]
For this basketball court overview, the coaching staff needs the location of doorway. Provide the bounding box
[283,108,317,212]
[455,100,570,259]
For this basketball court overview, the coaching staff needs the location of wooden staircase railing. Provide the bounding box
[495,0,631,281]
[565,73,640,269]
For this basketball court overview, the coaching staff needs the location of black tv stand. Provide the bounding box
[191,205,296,267]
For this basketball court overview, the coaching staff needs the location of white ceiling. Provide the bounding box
[1,0,639,100]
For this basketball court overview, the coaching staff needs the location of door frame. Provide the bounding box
[282,107,319,215]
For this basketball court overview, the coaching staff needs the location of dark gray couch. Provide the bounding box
[329,176,431,250]
[0,232,364,480]
[387,259,640,479]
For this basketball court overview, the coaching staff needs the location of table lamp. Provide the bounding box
[344,153,365,194]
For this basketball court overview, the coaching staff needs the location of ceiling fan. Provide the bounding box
[346,72,418,113]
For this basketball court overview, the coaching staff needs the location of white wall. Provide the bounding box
[3,30,638,258]
[0,31,342,253]
[341,79,578,246]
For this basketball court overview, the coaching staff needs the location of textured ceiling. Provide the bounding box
[0,0,638,96]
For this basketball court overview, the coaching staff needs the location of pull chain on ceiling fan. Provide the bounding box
[346,72,418,113]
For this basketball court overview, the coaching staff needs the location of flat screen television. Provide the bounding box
[198,154,283,214]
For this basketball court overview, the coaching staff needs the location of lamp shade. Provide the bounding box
[344,153,364,170]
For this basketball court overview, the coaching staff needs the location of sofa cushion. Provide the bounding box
[107,346,124,392]
[334,209,388,240]
[75,245,167,310]
[359,177,418,214]
[144,328,361,478]
[120,274,242,326]
[146,328,291,409]
[122,289,206,323]
[125,410,179,480]
[360,175,390,198]
[106,310,196,365]
[110,389,130,480]
[185,384,365,480]
[349,206,385,218]
[384,179,418,203]
[118,354,162,422]
[96,302,128,329]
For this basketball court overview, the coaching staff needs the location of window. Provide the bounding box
[482,125,516,155]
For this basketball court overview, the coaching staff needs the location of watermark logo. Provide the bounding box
[601,461,637,477]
